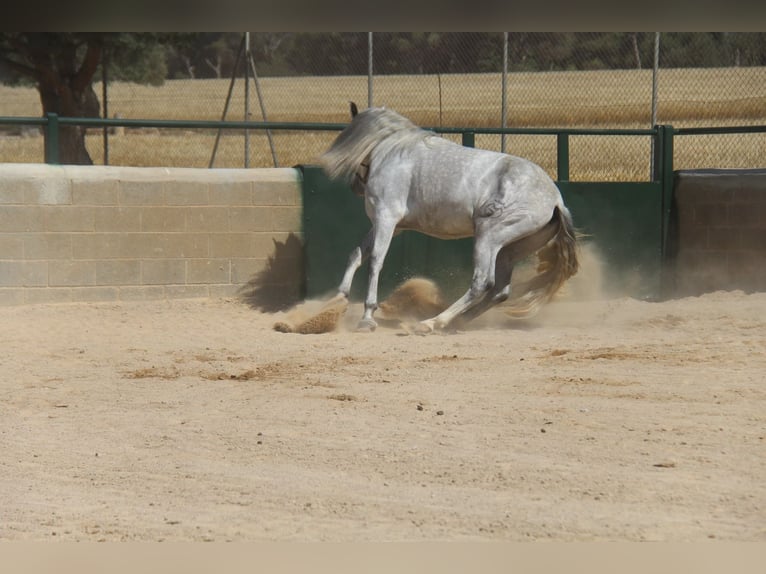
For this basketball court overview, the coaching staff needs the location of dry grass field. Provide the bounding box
[1,67,764,180]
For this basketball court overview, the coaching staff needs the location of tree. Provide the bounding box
[0,33,184,164]
[0,33,103,164]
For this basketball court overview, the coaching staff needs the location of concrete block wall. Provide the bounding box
[0,164,303,305]
[673,169,766,296]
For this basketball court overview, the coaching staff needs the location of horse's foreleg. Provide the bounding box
[338,230,374,297]
[357,221,397,332]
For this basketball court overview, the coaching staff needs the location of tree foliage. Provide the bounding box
[0,33,189,164]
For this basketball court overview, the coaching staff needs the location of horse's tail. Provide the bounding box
[504,205,580,318]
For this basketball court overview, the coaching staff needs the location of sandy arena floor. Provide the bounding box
[1,285,765,541]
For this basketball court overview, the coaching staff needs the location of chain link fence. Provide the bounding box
[1,33,764,180]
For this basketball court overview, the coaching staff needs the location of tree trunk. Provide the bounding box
[28,36,103,165]
[38,79,100,165]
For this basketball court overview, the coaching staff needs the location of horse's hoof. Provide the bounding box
[412,320,435,335]
[356,318,377,332]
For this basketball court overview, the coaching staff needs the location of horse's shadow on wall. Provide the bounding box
[238,233,304,313]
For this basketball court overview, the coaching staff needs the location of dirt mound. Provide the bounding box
[378,277,447,322]
[273,294,349,334]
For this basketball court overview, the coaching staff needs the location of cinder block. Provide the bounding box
[186,207,229,232]
[0,189,26,204]
[0,235,24,259]
[728,203,763,228]
[165,285,210,299]
[23,178,72,205]
[0,206,41,232]
[23,233,72,260]
[209,233,257,258]
[0,261,48,287]
[727,251,765,290]
[71,286,120,303]
[758,204,766,228]
[44,206,95,232]
[72,178,119,205]
[164,181,210,205]
[271,206,302,232]
[693,203,727,226]
[708,227,741,251]
[119,285,166,301]
[230,258,266,284]
[72,233,132,259]
[141,259,186,285]
[252,181,301,206]
[209,181,252,206]
[94,206,142,232]
[0,288,25,305]
[209,284,242,298]
[119,180,165,205]
[740,228,766,250]
[25,287,72,304]
[49,260,97,287]
[229,206,271,232]
[187,259,230,284]
[266,257,303,284]
[679,225,708,250]
[154,234,209,259]
[252,232,302,259]
[96,260,141,286]
[141,207,187,232]
[733,186,766,203]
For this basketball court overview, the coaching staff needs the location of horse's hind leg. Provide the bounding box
[418,212,559,333]
[417,234,500,332]
[451,216,561,327]
[452,246,515,327]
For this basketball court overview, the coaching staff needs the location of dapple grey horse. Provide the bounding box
[319,103,579,333]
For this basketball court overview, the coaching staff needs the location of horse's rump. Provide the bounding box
[505,206,580,318]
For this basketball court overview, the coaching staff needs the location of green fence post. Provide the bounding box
[657,124,675,298]
[557,133,569,182]
[660,124,674,252]
[44,113,59,164]
[461,132,475,148]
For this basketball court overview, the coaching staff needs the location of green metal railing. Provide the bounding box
[3,113,664,179]
[2,113,764,174]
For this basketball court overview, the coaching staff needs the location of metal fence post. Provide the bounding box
[557,133,570,182]
[649,32,661,179]
[368,32,373,108]
[461,132,475,148]
[44,113,59,164]
[501,32,508,153]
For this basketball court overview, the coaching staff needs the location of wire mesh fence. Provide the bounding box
[0,32,764,180]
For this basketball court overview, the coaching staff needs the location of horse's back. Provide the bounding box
[408,138,560,208]
[384,138,560,238]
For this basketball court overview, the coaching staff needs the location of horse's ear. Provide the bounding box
[349,101,359,118]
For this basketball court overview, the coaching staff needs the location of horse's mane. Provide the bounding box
[319,107,431,182]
